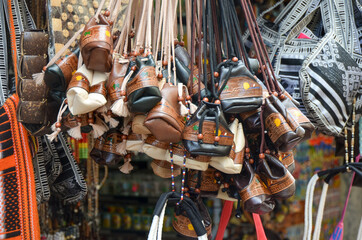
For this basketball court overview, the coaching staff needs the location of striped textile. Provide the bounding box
[0,95,40,240]
[300,39,362,136]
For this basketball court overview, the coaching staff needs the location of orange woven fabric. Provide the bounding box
[0,95,40,240]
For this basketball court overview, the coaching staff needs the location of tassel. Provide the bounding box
[101,112,119,128]
[111,98,130,117]
[91,116,109,138]
[119,156,133,174]
[109,117,119,128]
[68,122,82,139]
[116,141,127,155]
[90,123,107,138]
[33,72,45,85]
[122,124,131,135]
[178,83,188,116]
[111,69,134,117]
[46,99,68,142]
[46,123,61,142]
[180,102,188,116]
[189,101,197,114]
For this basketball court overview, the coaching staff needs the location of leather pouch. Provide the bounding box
[143,135,169,161]
[144,83,185,143]
[183,101,234,156]
[240,109,261,133]
[172,197,212,239]
[256,154,295,199]
[234,161,275,214]
[167,142,211,171]
[186,168,220,197]
[107,58,129,103]
[44,48,80,92]
[281,97,315,142]
[151,159,181,179]
[210,119,245,174]
[263,95,305,152]
[132,114,151,134]
[217,60,263,114]
[175,58,208,101]
[279,151,295,174]
[90,129,123,166]
[126,55,161,113]
[80,15,113,72]
[21,30,49,56]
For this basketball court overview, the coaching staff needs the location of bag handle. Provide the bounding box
[148,192,208,240]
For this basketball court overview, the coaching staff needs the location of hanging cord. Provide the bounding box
[240,0,272,95]
[259,104,266,156]
[197,0,204,101]
[218,0,235,59]
[206,0,218,100]
[216,60,238,97]
[178,0,184,43]
[189,0,198,101]
[228,0,252,70]
[33,27,84,85]
[177,149,187,205]
[202,0,207,93]
[170,143,176,192]
[210,0,222,63]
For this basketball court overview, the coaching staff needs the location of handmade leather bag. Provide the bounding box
[126,55,162,113]
[90,129,124,166]
[263,95,305,151]
[167,142,211,171]
[143,135,169,161]
[281,96,315,141]
[125,132,144,153]
[210,118,245,174]
[183,101,234,156]
[107,58,129,104]
[147,192,208,240]
[80,14,113,72]
[151,159,181,179]
[132,114,151,134]
[186,167,220,197]
[67,65,107,115]
[144,83,186,143]
[279,151,295,174]
[217,60,263,114]
[234,161,275,214]
[256,154,296,199]
[172,197,212,239]
[44,48,79,92]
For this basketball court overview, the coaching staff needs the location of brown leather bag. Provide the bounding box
[144,83,186,143]
[186,168,220,197]
[90,129,124,166]
[281,97,315,141]
[263,95,305,152]
[108,58,129,104]
[234,161,275,214]
[172,197,212,239]
[256,154,295,199]
[80,15,113,72]
[151,159,181,179]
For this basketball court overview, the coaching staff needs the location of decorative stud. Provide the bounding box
[197,134,203,140]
